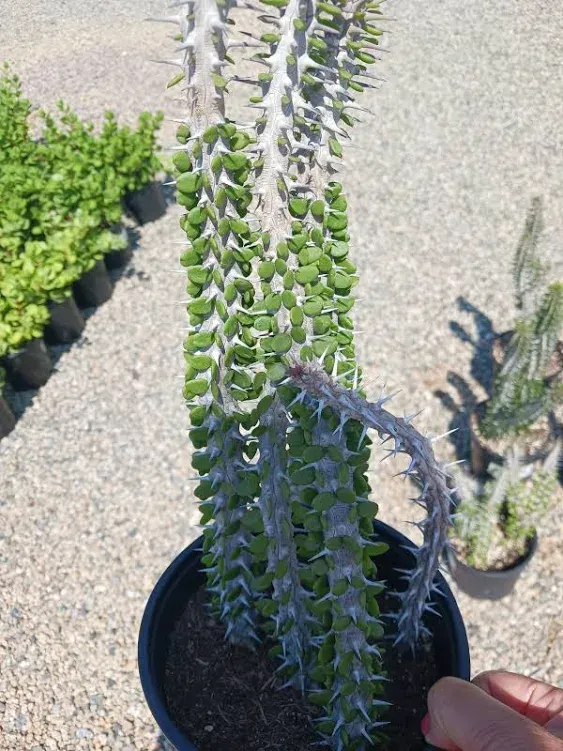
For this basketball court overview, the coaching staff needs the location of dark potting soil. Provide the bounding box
[163,587,439,751]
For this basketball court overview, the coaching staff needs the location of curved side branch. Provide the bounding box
[287,360,454,649]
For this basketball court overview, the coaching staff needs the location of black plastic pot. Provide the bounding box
[0,395,16,438]
[73,260,113,308]
[139,520,470,751]
[104,226,133,270]
[45,297,85,344]
[445,532,538,600]
[3,338,53,391]
[125,182,166,225]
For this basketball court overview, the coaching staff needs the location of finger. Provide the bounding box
[473,671,563,737]
[425,676,563,751]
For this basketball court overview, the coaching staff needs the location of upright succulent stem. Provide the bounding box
[483,197,563,439]
[255,396,313,688]
[304,408,388,749]
[288,361,454,649]
[199,416,260,643]
[175,0,262,644]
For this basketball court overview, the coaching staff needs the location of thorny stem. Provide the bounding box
[288,360,454,648]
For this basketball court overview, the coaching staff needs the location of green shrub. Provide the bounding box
[0,66,161,357]
[0,63,31,156]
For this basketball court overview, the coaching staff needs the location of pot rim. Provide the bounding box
[139,536,202,751]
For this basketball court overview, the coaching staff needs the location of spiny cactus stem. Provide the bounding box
[257,397,312,690]
[253,0,303,241]
[201,419,260,644]
[288,361,454,648]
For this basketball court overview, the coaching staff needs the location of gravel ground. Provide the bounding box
[1,0,563,748]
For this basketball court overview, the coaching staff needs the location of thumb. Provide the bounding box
[424,676,563,751]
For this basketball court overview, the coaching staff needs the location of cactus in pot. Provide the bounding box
[159,0,458,746]
[481,196,563,442]
[450,438,560,571]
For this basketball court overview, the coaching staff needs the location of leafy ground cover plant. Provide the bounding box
[0,66,163,360]
[162,0,458,747]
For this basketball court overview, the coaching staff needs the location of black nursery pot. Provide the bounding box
[125,181,166,225]
[44,297,85,344]
[139,520,470,751]
[3,337,53,391]
[445,532,538,601]
[104,226,133,270]
[0,395,16,438]
[73,259,113,308]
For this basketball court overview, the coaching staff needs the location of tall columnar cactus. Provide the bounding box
[482,197,563,440]
[162,0,455,746]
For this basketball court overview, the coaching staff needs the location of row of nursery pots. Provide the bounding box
[0,182,166,439]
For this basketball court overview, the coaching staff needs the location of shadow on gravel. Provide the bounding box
[433,296,499,462]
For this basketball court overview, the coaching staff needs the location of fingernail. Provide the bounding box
[420,713,431,737]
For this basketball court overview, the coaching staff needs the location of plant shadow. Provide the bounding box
[433,296,500,462]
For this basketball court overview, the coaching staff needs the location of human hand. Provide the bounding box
[422,670,563,750]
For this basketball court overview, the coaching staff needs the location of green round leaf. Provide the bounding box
[303,298,324,317]
[272,333,292,353]
[289,197,309,218]
[291,326,306,344]
[326,212,348,231]
[176,124,191,144]
[177,172,202,194]
[281,290,297,308]
[295,265,319,284]
[310,200,325,219]
[187,266,211,285]
[173,152,192,172]
[223,152,248,171]
[183,378,210,399]
[258,260,276,280]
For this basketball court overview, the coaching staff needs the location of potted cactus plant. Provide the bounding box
[446,438,561,600]
[443,198,562,598]
[469,197,563,477]
[138,1,469,749]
